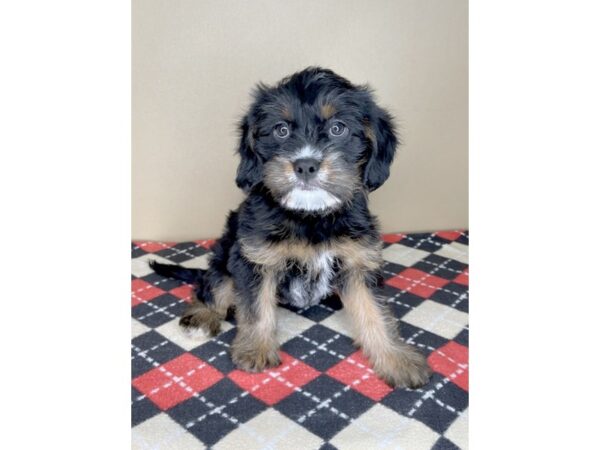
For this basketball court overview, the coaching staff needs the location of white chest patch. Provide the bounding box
[287,250,335,307]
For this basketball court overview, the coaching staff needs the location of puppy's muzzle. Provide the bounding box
[293,158,321,183]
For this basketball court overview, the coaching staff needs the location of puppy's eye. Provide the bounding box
[329,121,347,137]
[273,122,291,139]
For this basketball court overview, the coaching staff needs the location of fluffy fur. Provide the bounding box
[150,67,431,388]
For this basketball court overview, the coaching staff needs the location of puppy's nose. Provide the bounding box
[293,158,320,182]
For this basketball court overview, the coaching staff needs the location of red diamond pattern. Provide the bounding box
[132,231,468,447]
[133,241,176,253]
[385,268,450,298]
[132,353,224,410]
[131,279,166,306]
[228,352,320,405]
[454,269,469,286]
[169,285,193,302]
[326,351,393,401]
[428,341,468,391]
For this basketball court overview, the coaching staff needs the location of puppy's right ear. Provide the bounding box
[235,115,262,193]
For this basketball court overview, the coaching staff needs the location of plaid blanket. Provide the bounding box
[131,231,469,449]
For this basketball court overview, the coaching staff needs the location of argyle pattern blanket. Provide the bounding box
[131,231,469,449]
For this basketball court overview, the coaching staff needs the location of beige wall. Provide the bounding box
[132,0,468,241]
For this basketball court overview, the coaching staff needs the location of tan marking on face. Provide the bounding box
[318,152,364,204]
[319,158,331,176]
[321,103,336,120]
[284,160,295,178]
[364,123,376,147]
[281,105,292,121]
[264,156,296,196]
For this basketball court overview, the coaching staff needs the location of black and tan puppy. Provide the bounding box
[151,67,431,388]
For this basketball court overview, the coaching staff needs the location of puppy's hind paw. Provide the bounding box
[178,308,222,337]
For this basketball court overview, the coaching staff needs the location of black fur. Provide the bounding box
[363,105,398,191]
[149,260,204,285]
[152,66,397,310]
[147,68,436,388]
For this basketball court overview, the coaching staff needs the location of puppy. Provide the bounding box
[151,67,431,388]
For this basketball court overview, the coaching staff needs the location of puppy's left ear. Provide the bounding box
[363,106,398,191]
[235,115,262,193]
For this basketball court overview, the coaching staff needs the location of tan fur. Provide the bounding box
[318,152,362,196]
[231,271,281,371]
[364,122,376,146]
[254,271,278,338]
[263,156,295,198]
[179,278,235,336]
[340,272,431,388]
[320,103,336,119]
[223,235,429,386]
[281,105,292,121]
[283,161,295,178]
[212,278,235,316]
[239,236,429,386]
[263,150,362,208]
[240,236,382,273]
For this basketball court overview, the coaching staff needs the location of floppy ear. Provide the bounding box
[363,106,398,192]
[235,116,262,193]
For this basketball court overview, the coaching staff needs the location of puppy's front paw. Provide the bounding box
[375,347,432,389]
[231,345,281,372]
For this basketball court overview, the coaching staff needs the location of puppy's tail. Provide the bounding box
[149,260,205,285]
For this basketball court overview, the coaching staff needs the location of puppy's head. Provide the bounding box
[235,67,398,213]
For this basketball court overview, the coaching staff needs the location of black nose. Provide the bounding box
[293,158,320,182]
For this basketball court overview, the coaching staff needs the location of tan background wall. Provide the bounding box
[132,0,468,241]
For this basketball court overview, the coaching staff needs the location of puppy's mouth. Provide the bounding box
[263,149,354,213]
[281,184,341,212]
[295,181,320,191]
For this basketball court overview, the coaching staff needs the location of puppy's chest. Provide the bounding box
[241,235,382,307]
[278,250,337,308]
